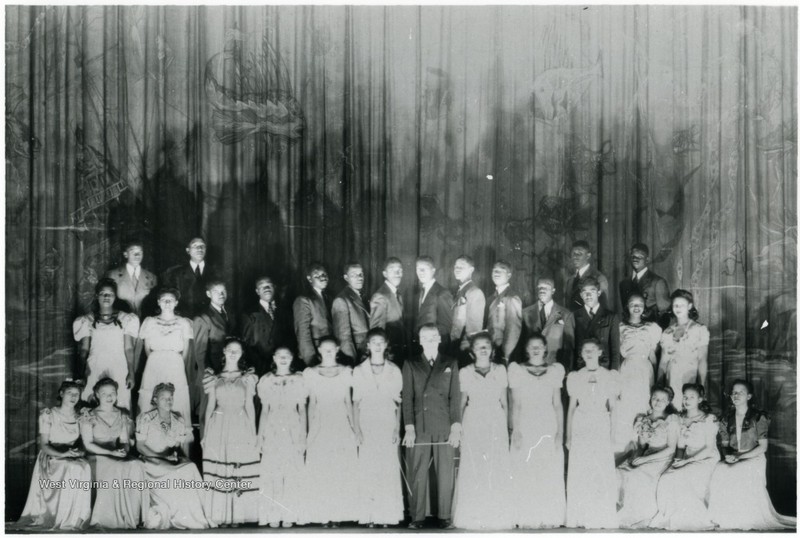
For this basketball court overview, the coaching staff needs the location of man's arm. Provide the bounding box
[464,288,486,336]
[609,313,621,371]
[332,297,356,359]
[436,289,454,341]
[369,293,388,330]
[562,312,576,372]
[654,277,671,315]
[448,360,462,425]
[193,316,210,370]
[293,297,315,363]
[503,295,523,359]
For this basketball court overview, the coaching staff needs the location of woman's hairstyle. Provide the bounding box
[150,382,176,408]
[90,278,127,325]
[622,293,647,324]
[580,337,603,353]
[670,289,700,321]
[360,328,394,365]
[270,346,301,374]
[468,331,503,364]
[651,385,678,416]
[311,335,347,366]
[154,287,181,315]
[517,333,548,363]
[221,337,248,372]
[92,377,119,395]
[727,378,760,411]
[56,378,85,403]
[681,383,713,415]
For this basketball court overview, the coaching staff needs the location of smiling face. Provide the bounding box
[307,269,329,291]
[60,387,81,408]
[627,296,645,320]
[95,384,118,407]
[453,258,474,283]
[491,265,511,288]
[650,389,671,414]
[383,262,403,288]
[730,383,752,408]
[222,341,243,371]
[186,238,206,263]
[525,338,547,364]
[367,334,388,356]
[471,337,493,363]
[630,248,649,272]
[537,281,556,304]
[123,245,144,267]
[206,284,227,307]
[273,348,294,373]
[682,387,702,412]
[570,246,591,270]
[671,297,692,319]
[317,340,339,364]
[344,266,364,291]
[580,342,602,369]
[155,389,174,412]
[255,279,274,303]
[580,284,600,308]
[97,285,116,310]
[157,293,178,314]
[415,261,435,286]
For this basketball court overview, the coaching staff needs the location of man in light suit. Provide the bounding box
[332,262,370,363]
[563,240,609,311]
[293,262,333,364]
[241,276,292,377]
[520,277,570,367]
[619,242,671,327]
[162,237,218,318]
[369,257,407,361]
[484,260,522,362]
[402,324,462,530]
[192,280,236,435]
[450,255,485,355]
[412,256,453,349]
[563,276,620,371]
[105,240,157,317]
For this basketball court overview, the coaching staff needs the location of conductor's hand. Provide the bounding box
[402,425,416,448]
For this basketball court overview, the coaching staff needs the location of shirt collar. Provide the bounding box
[585,304,598,316]
[541,299,554,314]
[420,280,435,294]
[385,281,398,294]
[577,264,591,277]
[190,260,205,272]
[495,284,509,295]
[458,279,472,291]
[126,263,140,277]
[259,299,273,311]
[211,303,225,314]
[633,267,649,280]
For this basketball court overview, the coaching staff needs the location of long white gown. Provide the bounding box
[615,322,661,450]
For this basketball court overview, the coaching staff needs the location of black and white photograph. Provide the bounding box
[4,2,798,532]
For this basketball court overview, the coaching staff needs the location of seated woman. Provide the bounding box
[707,379,796,530]
[136,383,214,530]
[649,383,719,531]
[16,379,91,530]
[616,386,679,528]
[80,377,148,529]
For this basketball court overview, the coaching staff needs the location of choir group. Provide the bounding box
[14,237,796,531]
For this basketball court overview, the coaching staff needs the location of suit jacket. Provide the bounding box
[563,305,620,371]
[332,286,370,361]
[106,266,157,317]
[520,300,570,366]
[241,304,291,376]
[369,283,406,356]
[619,269,671,324]
[193,306,236,375]
[450,281,486,344]
[293,292,332,363]
[401,354,461,442]
[564,265,610,311]
[413,281,454,344]
[485,288,522,359]
[162,263,218,318]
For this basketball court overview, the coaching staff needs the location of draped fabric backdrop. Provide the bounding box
[5,5,797,519]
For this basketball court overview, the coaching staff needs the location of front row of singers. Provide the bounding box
[15,327,795,531]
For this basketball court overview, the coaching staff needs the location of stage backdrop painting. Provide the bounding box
[5,5,796,519]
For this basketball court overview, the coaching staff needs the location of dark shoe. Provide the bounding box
[439,519,455,529]
[408,520,425,529]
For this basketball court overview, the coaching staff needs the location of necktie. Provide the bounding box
[221,308,228,323]
[539,302,547,328]
[267,302,275,320]
[633,274,640,285]
[396,290,403,309]
[419,286,427,308]
[429,358,435,368]
[131,269,139,290]
[194,265,202,278]
[588,308,595,321]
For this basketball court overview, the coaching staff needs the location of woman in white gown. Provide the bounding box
[707,379,796,530]
[616,386,679,528]
[508,333,566,528]
[352,328,404,527]
[565,339,619,529]
[453,332,512,530]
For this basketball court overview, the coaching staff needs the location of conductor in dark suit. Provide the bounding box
[331,262,370,363]
[369,257,407,361]
[192,280,236,434]
[162,237,217,318]
[402,324,462,530]
[563,240,609,311]
[563,276,621,371]
[241,276,290,376]
[618,243,671,327]
[293,262,333,364]
[520,277,570,367]
[412,256,453,348]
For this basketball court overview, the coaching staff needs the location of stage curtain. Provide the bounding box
[5,5,796,518]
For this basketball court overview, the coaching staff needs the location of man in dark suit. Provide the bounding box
[162,237,217,318]
[331,262,370,363]
[293,262,333,364]
[402,324,462,530]
[619,242,671,327]
[412,256,453,349]
[563,276,620,371]
[520,277,570,367]
[105,240,158,317]
[241,276,291,376]
[192,280,236,434]
[450,255,485,356]
[369,257,407,361]
[484,260,522,361]
[563,240,609,311]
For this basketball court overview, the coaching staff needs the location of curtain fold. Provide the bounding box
[5,5,796,519]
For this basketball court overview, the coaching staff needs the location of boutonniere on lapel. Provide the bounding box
[457,296,467,306]
[444,367,452,373]
[497,301,505,310]
[557,319,565,325]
